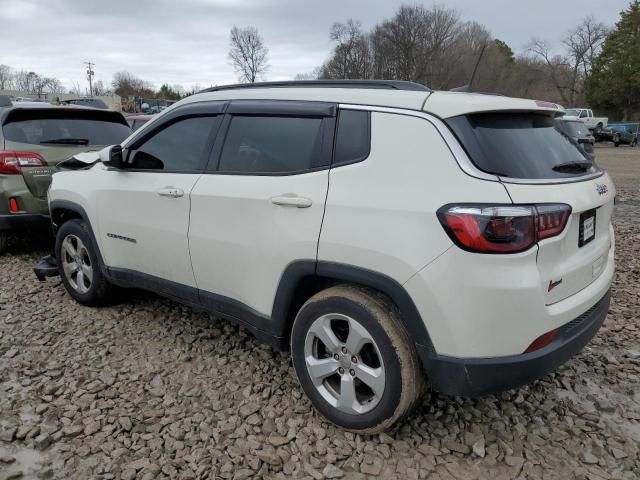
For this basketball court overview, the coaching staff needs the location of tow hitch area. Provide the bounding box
[34,255,60,281]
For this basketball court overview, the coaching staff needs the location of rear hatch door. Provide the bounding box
[2,107,131,198]
[446,111,615,304]
[504,177,614,304]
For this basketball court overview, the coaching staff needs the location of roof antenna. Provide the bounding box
[450,42,488,93]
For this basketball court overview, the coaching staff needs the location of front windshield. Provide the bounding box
[564,109,580,116]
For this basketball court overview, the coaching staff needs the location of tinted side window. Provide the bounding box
[218,116,324,174]
[334,110,370,164]
[129,116,217,171]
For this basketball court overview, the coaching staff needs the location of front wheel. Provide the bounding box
[291,285,424,433]
[56,219,115,305]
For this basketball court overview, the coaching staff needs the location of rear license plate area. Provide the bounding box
[579,209,596,247]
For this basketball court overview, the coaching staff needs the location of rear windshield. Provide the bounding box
[446,112,597,179]
[3,109,131,146]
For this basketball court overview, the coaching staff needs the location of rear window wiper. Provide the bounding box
[552,161,593,172]
[40,138,89,146]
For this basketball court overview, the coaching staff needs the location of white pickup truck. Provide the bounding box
[564,108,608,133]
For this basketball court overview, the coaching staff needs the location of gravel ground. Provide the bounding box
[1,146,639,480]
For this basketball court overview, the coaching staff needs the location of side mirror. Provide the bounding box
[102,145,125,169]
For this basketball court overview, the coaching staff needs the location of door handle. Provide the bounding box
[270,195,312,208]
[157,187,184,198]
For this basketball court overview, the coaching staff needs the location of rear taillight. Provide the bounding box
[0,151,48,175]
[437,204,571,254]
[9,198,20,213]
[535,205,571,240]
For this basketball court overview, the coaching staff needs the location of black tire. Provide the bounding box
[594,124,603,136]
[56,219,115,305]
[613,133,620,147]
[0,232,7,255]
[291,285,424,433]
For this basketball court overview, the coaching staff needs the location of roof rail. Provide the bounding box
[199,80,431,94]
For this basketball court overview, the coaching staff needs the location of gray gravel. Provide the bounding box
[1,146,639,479]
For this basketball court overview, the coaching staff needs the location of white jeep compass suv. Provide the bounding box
[38,80,615,433]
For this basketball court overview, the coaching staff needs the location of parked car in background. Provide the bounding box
[607,125,638,147]
[0,97,131,253]
[564,108,608,134]
[557,118,596,156]
[38,81,614,432]
[14,97,49,103]
[60,98,109,110]
[126,114,154,131]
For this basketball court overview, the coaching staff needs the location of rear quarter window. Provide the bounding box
[446,112,597,179]
[333,110,370,165]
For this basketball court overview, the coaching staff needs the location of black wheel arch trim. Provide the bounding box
[49,200,108,276]
[272,260,437,359]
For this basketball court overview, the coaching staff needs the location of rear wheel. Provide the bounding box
[613,133,621,147]
[56,219,115,305]
[594,123,603,136]
[291,285,423,433]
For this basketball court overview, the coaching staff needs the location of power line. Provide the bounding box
[84,61,95,97]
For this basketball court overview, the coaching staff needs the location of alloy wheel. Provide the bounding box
[304,313,385,414]
[61,234,93,294]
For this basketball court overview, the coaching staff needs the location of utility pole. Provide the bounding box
[84,61,95,97]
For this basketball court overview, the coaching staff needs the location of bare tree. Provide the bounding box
[112,71,154,97]
[315,6,611,105]
[11,71,36,92]
[564,16,609,78]
[92,80,111,96]
[172,84,186,97]
[295,67,322,81]
[528,16,609,106]
[45,78,65,94]
[69,80,84,96]
[184,84,203,96]
[320,20,372,79]
[527,39,575,104]
[0,65,11,90]
[228,26,269,83]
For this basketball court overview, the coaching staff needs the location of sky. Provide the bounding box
[0,0,632,93]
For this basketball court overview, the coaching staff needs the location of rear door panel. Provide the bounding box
[188,101,336,317]
[503,173,615,304]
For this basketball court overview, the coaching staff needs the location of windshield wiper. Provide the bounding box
[40,138,89,145]
[552,161,593,172]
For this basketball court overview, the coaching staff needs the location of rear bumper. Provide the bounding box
[419,289,610,396]
[0,213,50,231]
